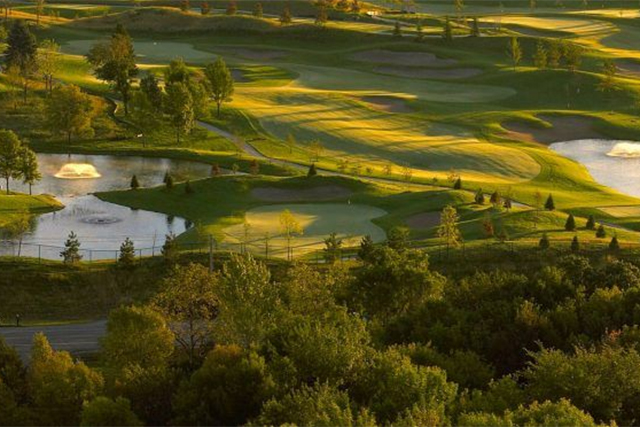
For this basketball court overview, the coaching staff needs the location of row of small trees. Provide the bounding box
[0,130,40,194]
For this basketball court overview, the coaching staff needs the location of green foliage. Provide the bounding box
[544,194,555,211]
[204,57,235,118]
[571,235,580,252]
[173,345,274,425]
[46,85,97,144]
[226,0,238,15]
[387,226,410,251]
[307,162,318,177]
[596,224,606,238]
[118,237,136,267]
[453,177,462,190]
[539,233,550,249]
[475,188,485,205]
[438,205,463,250]
[609,235,620,251]
[0,129,39,194]
[586,215,596,230]
[323,232,343,263]
[564,214,576,231]
[60,231,82,264]
[130,175,140,190]
[507,37,522,70]
[253,2,263,17]
[80,397,142,427]
[161,233,178,264]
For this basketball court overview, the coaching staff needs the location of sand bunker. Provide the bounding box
[251,185,353,202]
[361,96,412,113]
[217,47,287,61]
[405,211,441,229]
[350,50,457,68]
[502,114,603,144]
[375,66,482,80]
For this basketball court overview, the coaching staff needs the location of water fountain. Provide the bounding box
[606,142,640,158]
[54,163,101,179]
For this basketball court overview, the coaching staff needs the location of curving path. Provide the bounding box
[0,320,106,361]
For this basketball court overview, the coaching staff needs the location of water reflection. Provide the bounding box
[2,154,211,260]
[550,139,640,198]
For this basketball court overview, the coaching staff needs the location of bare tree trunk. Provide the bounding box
[5,177,9,195]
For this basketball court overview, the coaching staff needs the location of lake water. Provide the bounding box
[1,154,211,260]
[550,139,640,198]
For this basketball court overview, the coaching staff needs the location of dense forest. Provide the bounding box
[2,240,640,426]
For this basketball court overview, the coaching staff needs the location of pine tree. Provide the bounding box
[166,174,174,190]
[253,2,264,17]
[471,17,480,37]
[60,231,82,264]
[162,233,178,264]
[118,237,136,267]
[453,177,462,190]
[442,17,453,41]
[609,235,620,251]
[507,37,522,71]
[545,194,555,211]
[490,190,501,207]
[185,180,194,194]
[358,234,375,261]
[323,232,343,263]
[571,235,580,252]
[474,188,485,205]
[565,213,576,231]
[393,21,402,38]
[596,224,606,238]
[280,4,292,25]
[503,198,512,211]
[307,163,318,177]
[586,214,596,230]
[130,174,139,190]
[539,233,550,250]
[533,41,548,68]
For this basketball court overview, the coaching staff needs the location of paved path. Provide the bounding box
[0,320,106,361]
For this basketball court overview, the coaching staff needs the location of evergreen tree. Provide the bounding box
[280,4,292,24]
[545,194,555,211]
[185,180,194,194]
[547,40,562,68]
[442,17,453,41]
[226,0,237,15]
[4,20,38,102]
[490,190,501,207]
[471,17,480,37]
[586,214,596,230]
[307,163,318,177]
[162,233,178,264]
[393,20,402,37]
[609,235,620,251]
[503,197,512,211]
[507,37,522,70]
[130,174,139,189]
[253,2,263,17]
[60,231,82,264]
[539,233,550,250]
[204,57,234,118]
[533,41,548,68]
[453,177,462,189]
[596,224,606,238]
[565,213,576,231]
[118,237,136,267]
[474,188,485,205]
[165,174,174,190]
[571,235,580,252]
[358,234,375,261]
[323,232,343,263]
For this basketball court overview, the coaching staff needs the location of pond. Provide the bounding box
[550,139,640,198]
[1,154,211,260]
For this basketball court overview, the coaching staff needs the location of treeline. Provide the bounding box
[3,241,640,425]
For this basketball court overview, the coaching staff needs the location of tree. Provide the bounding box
[586,215,596,230]
[507,37,522,70]
[544,194,555,210]
[280,209,303,260]
[533,41,548,68]
[86,24,138,115]
[226,0,237,15]
[571,235,580,251]
[46,84,96,145]
[307,163,318,177]
[4,20,38,102]
[60,231,82,264]
[80,397,142,427]
[453,177,462,189]
[471,17,480,36]
[179,0,190,11]
[35,0,45,25]
[118,237,136,267]
[164,82,195,143]
[442,17,453,41]
[4,209,32,257]
[29,333,103,426]
[315,3,328,25]
[161,232,178,264]
[165,173,174,189]
[130,174,139,189]
[539,233,550,249]
[323,232,343,263]
[0,129,24,194]
[565,213,576,231]
[101,305,174,376]
[200,1,210,14]
[279,3,292,24]
[415,21,424,41]
[475,188,485,205]
[437,205,463,254]
[547,40,562,68]
[596,224,606,238]
[393,20,402,37]
[37,39,61,94]
[490,190,501,208]
[152,263,219,366]
[253,2,263,17]
[139,73,163,112]
[609,235,620,251]
[598,59,618,92]
[173,345,275,426]
[204,57,234,118]
[359,234,375,261]
[563,42,583,72]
